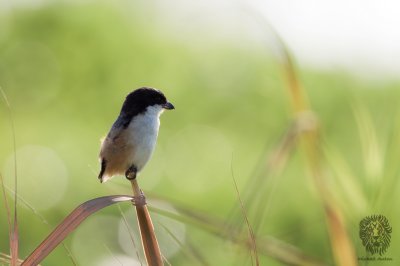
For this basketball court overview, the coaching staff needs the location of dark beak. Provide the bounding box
[163,102,175,110]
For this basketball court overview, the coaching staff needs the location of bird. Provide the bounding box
[98,87,174,183]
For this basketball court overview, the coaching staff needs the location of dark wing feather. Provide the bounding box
[98,114,132,182]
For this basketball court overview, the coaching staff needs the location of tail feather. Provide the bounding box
[98,159,107,183]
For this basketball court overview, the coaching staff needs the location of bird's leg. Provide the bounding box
[125,165,137,180]
[126,166,146,206]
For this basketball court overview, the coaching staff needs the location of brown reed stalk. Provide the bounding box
[242,12,357,262]
[280,51,357,266]
[239,10,357,260]
[130,179,163,266]
[21,195,135,265]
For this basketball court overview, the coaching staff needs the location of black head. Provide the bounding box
[120,87,174,117]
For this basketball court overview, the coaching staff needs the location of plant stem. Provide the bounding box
[130,179,163,266]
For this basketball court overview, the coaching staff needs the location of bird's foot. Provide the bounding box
[125,165,137,180]
[133,190,146,206]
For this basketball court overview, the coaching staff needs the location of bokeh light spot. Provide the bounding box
[96,255,141,266]
[3,145,68,210]
[72,215,122,266]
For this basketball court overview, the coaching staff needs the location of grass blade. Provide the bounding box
[240,10,357,262]
[0,87,19,266]
[118,205,143,265]
[276,34,357,266]
[0,173,14,259]
[103,244,123,266]
[230,157,259,266]
[229,121,299,234]
[148,199,326,265]
[21,195,134,266]
[158,222,209,266]
[0,252,24,265]
[11,222,19,266]
[5,185,78,265]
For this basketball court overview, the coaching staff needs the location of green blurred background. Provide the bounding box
[0,1,399,265]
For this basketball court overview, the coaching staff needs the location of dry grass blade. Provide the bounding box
[148,201,326,265]
[118,205,143,265]
[5,185,49,225]
[103,244,123,266]
[325,204,357,266]
[5,185,78,265]
[229,121,299,234]
[230,159,259,266]
[262,236,327,266]
[249,122,300,233]
[0,173,14,260]
[0,87,19,266]
[276,36,357,266]
[241,10,358,262]
[11,222,19,266]
[21,195,134,266]
[158,222,209,266]
[0,252,24,265]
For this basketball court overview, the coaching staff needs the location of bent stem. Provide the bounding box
[130,179,163,266]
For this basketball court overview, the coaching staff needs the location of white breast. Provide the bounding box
[126,105,164,171]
